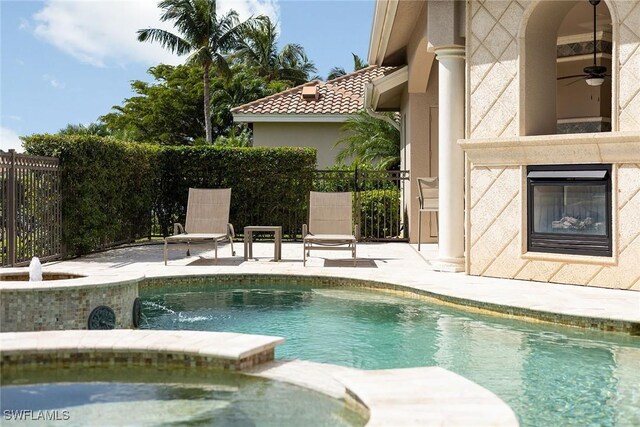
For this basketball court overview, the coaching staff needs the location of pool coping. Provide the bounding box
[0,330,519,427]
[0,330,283,371]
[140,273,640,335]
[0,269,144,291]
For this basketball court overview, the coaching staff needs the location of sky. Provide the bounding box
[0,0,375,152]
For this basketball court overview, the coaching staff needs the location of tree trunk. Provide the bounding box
[203,62,212,144]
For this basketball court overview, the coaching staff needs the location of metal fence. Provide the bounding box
[151,168,409,242]
[312,169,409,241]
[1,150,62,267]
[0,159,406,265]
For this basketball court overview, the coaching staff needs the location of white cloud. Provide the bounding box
[43,74,66,89]
[31,0,280,68]
[0,127,24,153]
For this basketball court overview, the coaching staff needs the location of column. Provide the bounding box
[433,46,465,272]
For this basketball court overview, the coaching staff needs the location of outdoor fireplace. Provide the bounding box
[527,164,612,257]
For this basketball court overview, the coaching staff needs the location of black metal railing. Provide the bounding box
[1,150,62,266]
[0,160,407,264]
[150,168,409,242]
[312,168,409,241]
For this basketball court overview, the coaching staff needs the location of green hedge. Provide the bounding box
[22,135,316,255]
[359,189,401,239]
[23,135,159,254]
[155,146,315,237]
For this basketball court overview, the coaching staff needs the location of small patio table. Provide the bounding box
[243,226,282,261]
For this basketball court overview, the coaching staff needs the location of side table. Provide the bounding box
[243,226,282,261]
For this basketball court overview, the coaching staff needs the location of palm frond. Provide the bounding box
[327,67,346,80]
[352,53,368,70]
[335,111,400,170]
[137,28,193,56]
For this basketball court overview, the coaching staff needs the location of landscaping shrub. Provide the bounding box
[22,135,159,254]
[155,146,316,237]
[358,188,401,240]
[22,135,316,254]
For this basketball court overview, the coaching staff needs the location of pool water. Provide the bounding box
[141,285,640,427]
[0,366,365,427]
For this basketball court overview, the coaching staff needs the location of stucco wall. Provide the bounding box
[467,162,640,291]
[468,0,527,138]
[465,1,640,290]
[403,65,439,244]
[467,0,640,136]
[253,122,345,168]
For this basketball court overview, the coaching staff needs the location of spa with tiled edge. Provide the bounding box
[0,330,518,427]
[2,262,638,426]
[0,269,143,332]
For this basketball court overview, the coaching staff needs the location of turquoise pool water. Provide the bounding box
[141,284,640,427]
[0,366,365,426]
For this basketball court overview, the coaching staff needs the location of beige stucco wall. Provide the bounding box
[467,0,640,137]
[403,65,439,244]
[467,161,640,291]
[400,4,440,244]
[252,122,345,168]
[465,1,640,290]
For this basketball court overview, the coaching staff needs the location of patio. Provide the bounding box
[43,241,640,332]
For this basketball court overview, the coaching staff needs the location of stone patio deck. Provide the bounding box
[44,241,640,332]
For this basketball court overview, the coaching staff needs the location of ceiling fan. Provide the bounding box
[557,0,609,87]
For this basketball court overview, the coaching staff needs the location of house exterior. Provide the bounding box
[231,66,394,168]
[368,0,640,291]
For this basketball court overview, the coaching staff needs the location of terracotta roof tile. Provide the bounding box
[231,66,397,116]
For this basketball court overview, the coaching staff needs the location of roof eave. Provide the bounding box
[233,114,352,123]
[368,0,399,66]
[369,66,408,111]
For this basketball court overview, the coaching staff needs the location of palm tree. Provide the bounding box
[209,67,276,136]
[137,0,248,144]
[234,15,316,86]
[58,122,111,137]
[334,111,400,170]
[327,53,369,80]
[352,53,368,71]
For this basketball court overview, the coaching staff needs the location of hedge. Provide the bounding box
[359,189,401,239]
[155,146,315,237]
[22,135,316,255]
[23,135,159,254]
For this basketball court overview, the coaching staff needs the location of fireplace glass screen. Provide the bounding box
[527,165,611,256]
[532,185,607,235]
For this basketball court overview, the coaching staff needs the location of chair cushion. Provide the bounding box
[165,233,227,242]
[304,234,356,243]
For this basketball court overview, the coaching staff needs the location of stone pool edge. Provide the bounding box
[0,330,519,427]
[141,273,640,335]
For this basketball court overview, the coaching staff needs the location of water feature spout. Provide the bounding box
[29,257,42,281]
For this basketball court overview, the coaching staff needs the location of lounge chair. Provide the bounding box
[303,191,358,266]
[164,188,235,265]
[417,177,438,251]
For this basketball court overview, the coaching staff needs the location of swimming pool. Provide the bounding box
[0,365,365,427]
[141,284,640,427]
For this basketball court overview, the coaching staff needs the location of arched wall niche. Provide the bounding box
[518,0,616,136]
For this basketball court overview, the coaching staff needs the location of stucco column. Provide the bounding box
[433,46,465,272]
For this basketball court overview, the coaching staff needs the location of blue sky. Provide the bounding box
[1,0,374,152]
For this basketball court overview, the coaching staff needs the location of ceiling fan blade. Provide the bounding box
[564,78,585,87]
[557,74,586,80]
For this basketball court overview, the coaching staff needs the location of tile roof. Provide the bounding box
[231,66,397,117]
